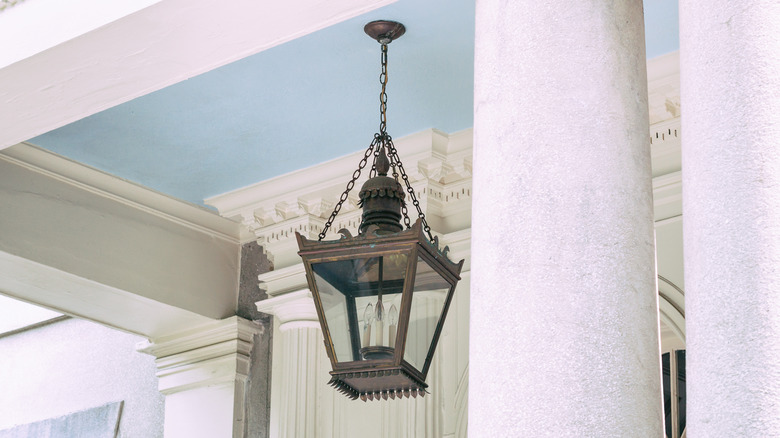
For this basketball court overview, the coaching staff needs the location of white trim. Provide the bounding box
[137,315,259,358]
[137,316,260,438]
[255,289,319,332]
[653,171,682,222]
[257,263,308,297]
[0,143,240,243]
[647,51,680,125]
[137,316,260,394]
[209,128,476,267]
[206,129,457,218]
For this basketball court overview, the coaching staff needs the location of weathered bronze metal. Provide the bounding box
[358,147,404,234]
[364,20,406,44]
[296,20,463,402]
[297,220,463,400]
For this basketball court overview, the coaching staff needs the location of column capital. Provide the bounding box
[256,289,319,331]
[256,263,319,331]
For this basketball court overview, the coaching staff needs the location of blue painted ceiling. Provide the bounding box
[30,0,679,206]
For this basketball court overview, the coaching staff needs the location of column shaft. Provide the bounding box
[680,1,780,435]
[471,1,662,435]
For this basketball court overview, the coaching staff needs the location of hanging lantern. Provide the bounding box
[296,20,463,401]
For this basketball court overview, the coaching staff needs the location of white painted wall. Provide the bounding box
[0,317,164,437]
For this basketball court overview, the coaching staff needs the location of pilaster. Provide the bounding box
[137,316,260,438]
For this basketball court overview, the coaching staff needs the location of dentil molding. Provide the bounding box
[207,128,474,269]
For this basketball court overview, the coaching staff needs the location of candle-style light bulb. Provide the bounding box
[388,304,398,347]
[363,302,374,347]
[375,299,385,346]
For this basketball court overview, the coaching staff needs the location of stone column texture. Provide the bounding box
[680,1,780,436]
[470,1,663,436]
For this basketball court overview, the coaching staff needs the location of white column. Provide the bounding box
[256,288,323,438]
[680,1,780,435]
[137,316,260,438]
[471,1,662,436]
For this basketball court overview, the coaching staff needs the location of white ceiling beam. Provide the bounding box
[0,143,243,336]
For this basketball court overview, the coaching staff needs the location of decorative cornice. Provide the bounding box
[0,143,240,244]
[206,129,464,218]
[208,128,474,268]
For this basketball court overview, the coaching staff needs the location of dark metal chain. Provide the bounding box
[318,40,434,242]
[369,46,388,180]
[385,135,434,241]
[379,44,388,135]
[318,136,379,240]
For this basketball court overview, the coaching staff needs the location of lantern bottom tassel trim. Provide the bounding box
[327,368,429,402]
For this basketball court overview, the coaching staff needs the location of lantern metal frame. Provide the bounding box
[295,20,463,401]
[297,220,463,400]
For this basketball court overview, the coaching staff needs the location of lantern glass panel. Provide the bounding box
[403,255,452,370]
[311,254,408,363]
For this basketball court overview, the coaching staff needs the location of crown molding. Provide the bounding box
[208,128,475,268]
[0,142,240,244]
[206,128,468,218]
